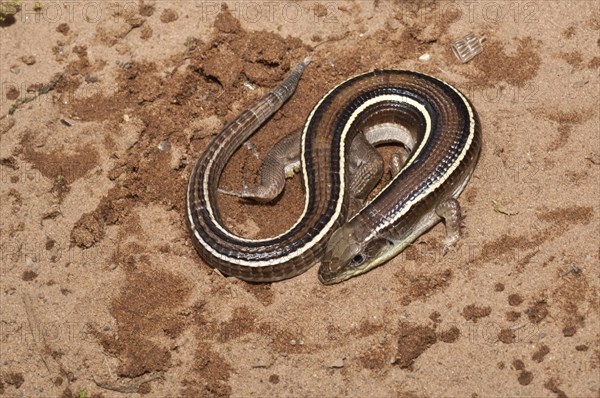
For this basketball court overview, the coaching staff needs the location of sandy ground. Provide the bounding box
[1,0,599,397]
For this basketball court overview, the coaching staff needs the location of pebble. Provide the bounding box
[329,355,345,368]
[20,55,36,65]
[251,358,272,368]
[158,141,171,151]
[60,118,74,127]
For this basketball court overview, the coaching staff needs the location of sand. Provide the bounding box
[0,1,598,397]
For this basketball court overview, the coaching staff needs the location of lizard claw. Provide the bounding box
[442,233,460,256]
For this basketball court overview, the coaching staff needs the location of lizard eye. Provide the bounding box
[351,253,365,267]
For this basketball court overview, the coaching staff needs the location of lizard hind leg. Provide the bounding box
[435,198,463,254]
[218,129,302,203]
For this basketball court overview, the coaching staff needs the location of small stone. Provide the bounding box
[20,55,37,65]
[562,326,576,337]
[5,86,19,100]
[518,370,533,385]
[498,328,515,344]
[329,356,345,368]
[419,53,431,62]
[506,311,522,321]
[251,358,272,368]
[22,270,38,281]
[160,8,178,23]
[56,23,70,35]
[508,294,523,306]
[531,345,550,363]
[158,141,171,151]
[268,374,280,384]
[512,359,525,370]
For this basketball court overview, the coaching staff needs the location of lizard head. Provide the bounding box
[318,222,395,284]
